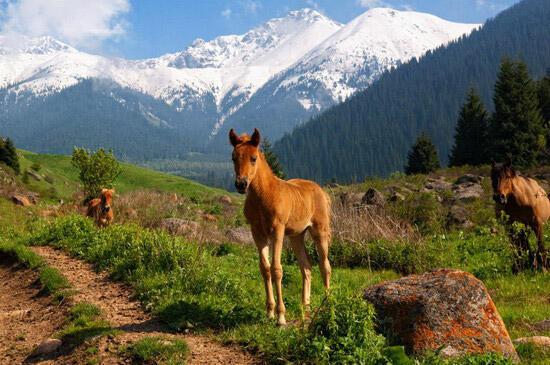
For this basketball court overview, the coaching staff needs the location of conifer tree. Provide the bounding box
[261,137,285,179]
[537,73,550,162]
[0,137,20,175]
[449,88,489,166]
[489,59,545,168]
[405,133,440,175]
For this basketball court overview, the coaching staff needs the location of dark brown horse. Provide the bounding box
[491,161,549,270]
[87,189,115,227]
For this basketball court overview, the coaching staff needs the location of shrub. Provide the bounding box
[71,147,121,200]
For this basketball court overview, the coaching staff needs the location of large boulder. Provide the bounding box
[364,269,518,360]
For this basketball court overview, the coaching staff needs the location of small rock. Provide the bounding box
[339,192,364,207]
[27,170,42,181]
[219,195,232,205]
[447,205,474,229]
[513,336,550,348]
[455,174,482,185]
[11,194,31,206]
[534,319,550,331]
[32,338,62,356]
[226,227,254,244]
[202,213,217,222]
[364,269,518,360]
[425,177,452,192]
[389,191,406,202]
[453,183,484,202]
[362,188,386,207]
[159,218,199,236]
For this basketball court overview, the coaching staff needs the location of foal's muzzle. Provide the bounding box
[235,177,248,194]
[493,194,507,205]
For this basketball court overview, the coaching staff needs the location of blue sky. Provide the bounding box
[0,0,522,59]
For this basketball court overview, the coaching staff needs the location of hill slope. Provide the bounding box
[274,0,550,183]
[18,150,222,200]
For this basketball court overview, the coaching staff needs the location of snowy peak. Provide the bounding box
[0,35,76,55]
[165,8,341,69]
[274,7,480,107]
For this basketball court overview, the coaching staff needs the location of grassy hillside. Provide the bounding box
[18,150,224,201]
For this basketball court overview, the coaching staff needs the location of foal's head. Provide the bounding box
[229,128,261,194]
[100,188,115,212]
[491,160,516,205]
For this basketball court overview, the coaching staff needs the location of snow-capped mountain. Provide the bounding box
[273,8,479,110]
[0,8,479,158]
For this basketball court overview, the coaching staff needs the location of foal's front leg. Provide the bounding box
[253,229,275,319]
[271,225,286,326]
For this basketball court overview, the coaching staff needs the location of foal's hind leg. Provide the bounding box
[289,232,312,315]
[311,223,331,291]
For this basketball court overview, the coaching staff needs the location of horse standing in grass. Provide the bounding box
[229,128,332,326]
[491,161,549,271]
[87,189,115,228]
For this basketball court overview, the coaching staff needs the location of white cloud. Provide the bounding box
[241,0,261,14]
[0,0,130,49]
[305,0,320,10]
[221,8,232,19]
[357,0,385,8]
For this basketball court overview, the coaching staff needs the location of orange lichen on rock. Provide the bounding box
[364,269,518,361]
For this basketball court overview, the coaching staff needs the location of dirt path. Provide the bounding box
[31,245,260,365]
[0,259,67,365]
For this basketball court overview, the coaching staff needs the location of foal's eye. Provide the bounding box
[251,156,257,163]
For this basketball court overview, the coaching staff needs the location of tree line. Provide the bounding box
[273,0,550,183]
[406,59,550,174]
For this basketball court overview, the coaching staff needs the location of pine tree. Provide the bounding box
[0,137,20,175]
[538,72,550,123]
[489,59,545,168]
[449,88,490,166]
[261,137,285,179]
[538,73,550,162]
[405,133,441,175]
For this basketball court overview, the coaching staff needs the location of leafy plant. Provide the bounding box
[71,147,121,200]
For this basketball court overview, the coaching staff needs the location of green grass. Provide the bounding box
[0,239,71,301]
[18,150,224,201]
[125,337,189,365]
[27,215,548,364]
[57,302,116,348]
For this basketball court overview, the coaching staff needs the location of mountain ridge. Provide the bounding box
[0,7,478,159]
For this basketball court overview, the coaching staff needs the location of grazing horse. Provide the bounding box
[87,189,115,227]
[491,161,549,270]
[229,128,332,326]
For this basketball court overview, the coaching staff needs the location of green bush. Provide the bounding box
[71,147,121,199]
[126,337,189,364]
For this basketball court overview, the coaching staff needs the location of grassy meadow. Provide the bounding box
[0,153,549,364]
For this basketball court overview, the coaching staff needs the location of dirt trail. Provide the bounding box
[31,245,260,365]
[0,259,67,364]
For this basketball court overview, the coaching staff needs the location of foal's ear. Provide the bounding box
[250,128,261,147]
[229,129,242,147]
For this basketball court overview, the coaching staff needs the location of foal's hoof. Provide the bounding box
[277,317,287,327]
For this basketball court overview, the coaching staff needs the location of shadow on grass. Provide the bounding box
[158,300,262,331]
